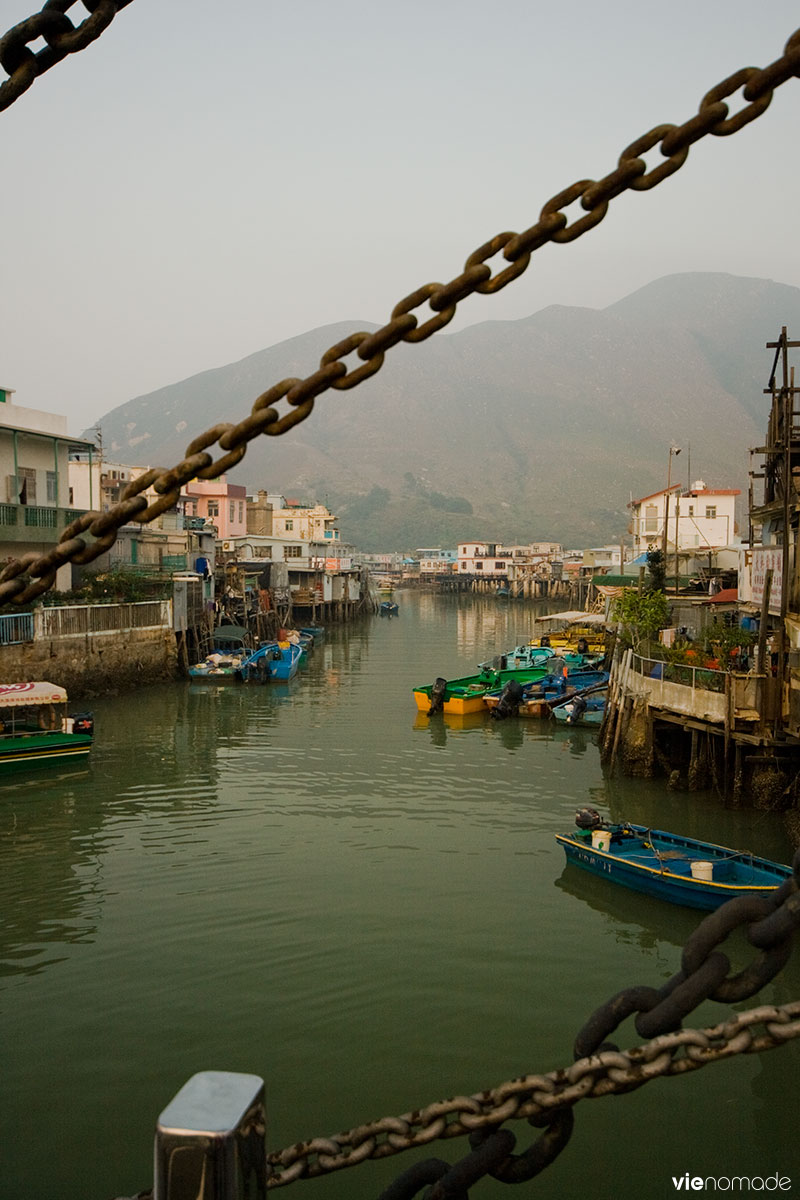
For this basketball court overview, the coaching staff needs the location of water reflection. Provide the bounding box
[554,863,696,954]
[0,775,101,979]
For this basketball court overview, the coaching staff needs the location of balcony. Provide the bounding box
[0,503,87,544]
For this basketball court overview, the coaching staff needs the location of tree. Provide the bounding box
[612,587,671,650]
[646,546,666,593]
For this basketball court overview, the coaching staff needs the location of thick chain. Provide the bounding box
[0,1,136,112]
[2,25,800,604]
[112,1002,800,1199]
[262,1001,800,1191]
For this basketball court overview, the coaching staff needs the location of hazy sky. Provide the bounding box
[3,1,799,436]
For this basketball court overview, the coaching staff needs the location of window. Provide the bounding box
[284,545,302,558]
[18,466,36,504]
[229,503,235,522]
[644,505,658,533]
[495,562,503,570]
[207,500,219,517]
[324,530,332,538]
[475,561,483,570]
[705,506,717,519]
[688,505,694,516]
[460,562,467,570]
[46,471,57,504]
[238,502,244,522]
[285,520,294,531]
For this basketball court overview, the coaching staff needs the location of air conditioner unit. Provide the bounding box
[223,540,234,551]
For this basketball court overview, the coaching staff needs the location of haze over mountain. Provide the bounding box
[91,273,800,551]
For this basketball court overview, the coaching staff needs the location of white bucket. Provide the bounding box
[591,829,610,851]
[691,860,714,882]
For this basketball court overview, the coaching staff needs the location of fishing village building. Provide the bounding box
[602,327,800,812]
[0,387,95,592]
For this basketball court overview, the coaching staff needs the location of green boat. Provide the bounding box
[413,651,596,716]
[0,682,93,773]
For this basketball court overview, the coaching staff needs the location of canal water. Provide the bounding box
[1,592,799,1200]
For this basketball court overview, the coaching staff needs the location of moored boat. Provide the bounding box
[414,663,554,716]
[380,601,399,617]
[189,625,253,681]
[415,651,604,717]
[0,682,93,773]
[484,666,609,719]
[556,809,793,910]
[239,641,303,683]
[528,611,607,656]
[551,686,607,725]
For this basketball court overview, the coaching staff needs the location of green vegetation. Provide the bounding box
[39,570,171,607]
[612,587,671,651]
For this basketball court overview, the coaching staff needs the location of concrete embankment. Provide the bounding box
[0,627,179,699]
[0,601,181,699]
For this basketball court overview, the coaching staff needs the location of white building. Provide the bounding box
[456,541,563,578]
[629,480,739,558]
[0,387,95,590]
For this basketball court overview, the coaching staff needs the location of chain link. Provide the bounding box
[0,1,136,112]
[1,24,799,602]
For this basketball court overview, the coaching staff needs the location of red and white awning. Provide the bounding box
[0,682,68,706]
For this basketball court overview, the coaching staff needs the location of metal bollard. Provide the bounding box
[154,1071,266,1200]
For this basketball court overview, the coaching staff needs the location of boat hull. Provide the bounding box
[556,823,792,910]
[0,732,93,773]
[413,665,553,715]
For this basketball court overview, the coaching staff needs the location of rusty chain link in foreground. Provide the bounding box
[0,0,135,112]
[265,851,800,1194]
[112,849,800,1198]
[1,18,800,605]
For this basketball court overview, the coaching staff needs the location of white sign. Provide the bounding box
[751,546,783,616]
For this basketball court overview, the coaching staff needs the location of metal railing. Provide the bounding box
[630,651,729,694]
[0,611,34,644]
[35,600,171,638]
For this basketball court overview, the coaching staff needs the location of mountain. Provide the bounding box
[90,272,800,551]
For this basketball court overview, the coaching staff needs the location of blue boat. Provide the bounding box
[484,667,609,718]
[552,685,606,725]
[555,811,792,910]
[299,625,325,641]
[380,601,399,617]
[188,625,253,682]
[238,641,303,683]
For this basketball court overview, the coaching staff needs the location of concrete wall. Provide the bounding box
[0,626,179,699]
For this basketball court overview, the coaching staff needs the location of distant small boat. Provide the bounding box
[380,601,399,617]
[556,810,792,910]
[299,625,325,641]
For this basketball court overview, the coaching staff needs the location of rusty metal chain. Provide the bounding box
[110,858,800,1199]
[3,24,800,605]
[262,1001,800,1194]
[0,1,135,112]
[261,851,800,1193]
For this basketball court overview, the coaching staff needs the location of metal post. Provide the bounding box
[154,1071,266,1200]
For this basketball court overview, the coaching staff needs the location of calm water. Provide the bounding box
[1,592,799,1200]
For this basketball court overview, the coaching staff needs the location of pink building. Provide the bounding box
[184,476,247,539]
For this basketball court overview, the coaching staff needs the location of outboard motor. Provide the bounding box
[70,713,94,737]
[428,677,447,716]
[490,679,523,720]
[568,694,588,724]
[575,806,602,831]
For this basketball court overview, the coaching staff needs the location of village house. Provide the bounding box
[628,479,739,560]
[0,386,95,590]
